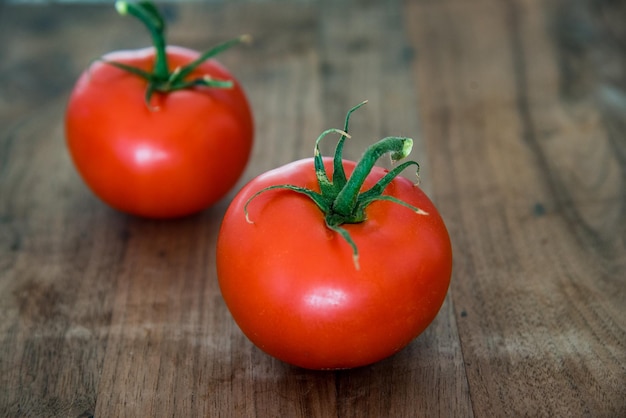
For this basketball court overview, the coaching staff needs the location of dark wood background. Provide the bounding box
[1,0,624,416]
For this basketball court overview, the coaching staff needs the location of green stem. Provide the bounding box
[109,1,249,105]
[116,0,169,79]
[331,136,413,219]
[244,102,427,269]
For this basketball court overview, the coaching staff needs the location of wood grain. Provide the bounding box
[0,0,624,416]
[407,0,625,416]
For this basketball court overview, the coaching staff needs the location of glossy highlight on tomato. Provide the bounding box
[217,103,452,370]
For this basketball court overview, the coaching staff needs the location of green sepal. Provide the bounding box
[325,223,360,270]
[100,59,155,80]
[244,102,427,269]
[356,160,420,206]
[244,185,329,224]
[174,35,251,83]
[314,128,350,196]
[332,100,368,191]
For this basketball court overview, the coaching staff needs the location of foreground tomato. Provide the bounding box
[65,1,253,218]
[217,102,452,369]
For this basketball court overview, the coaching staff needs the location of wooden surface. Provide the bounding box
[1,0,624,416]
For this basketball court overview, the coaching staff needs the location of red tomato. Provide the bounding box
[65,2,253,218]
[217,154,452,369]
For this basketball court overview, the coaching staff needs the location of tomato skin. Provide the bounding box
[65,46,253,218]
[217,158,452,370]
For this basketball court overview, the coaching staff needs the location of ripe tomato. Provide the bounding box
[216,104,452,369]
[65,2,253,218]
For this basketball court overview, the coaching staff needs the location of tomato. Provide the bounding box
[65,46,253,218]
[216,103,452,369]
[65,1,253,218]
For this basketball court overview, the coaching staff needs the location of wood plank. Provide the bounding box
[1,0,623,416]
[406,0,625,416]
[0,5,147,417]
[0,1,469,416]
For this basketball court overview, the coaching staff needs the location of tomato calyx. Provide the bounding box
[244,101,429,269]
[107,1,250,106]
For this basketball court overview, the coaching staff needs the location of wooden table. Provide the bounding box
[1,0,624,416]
